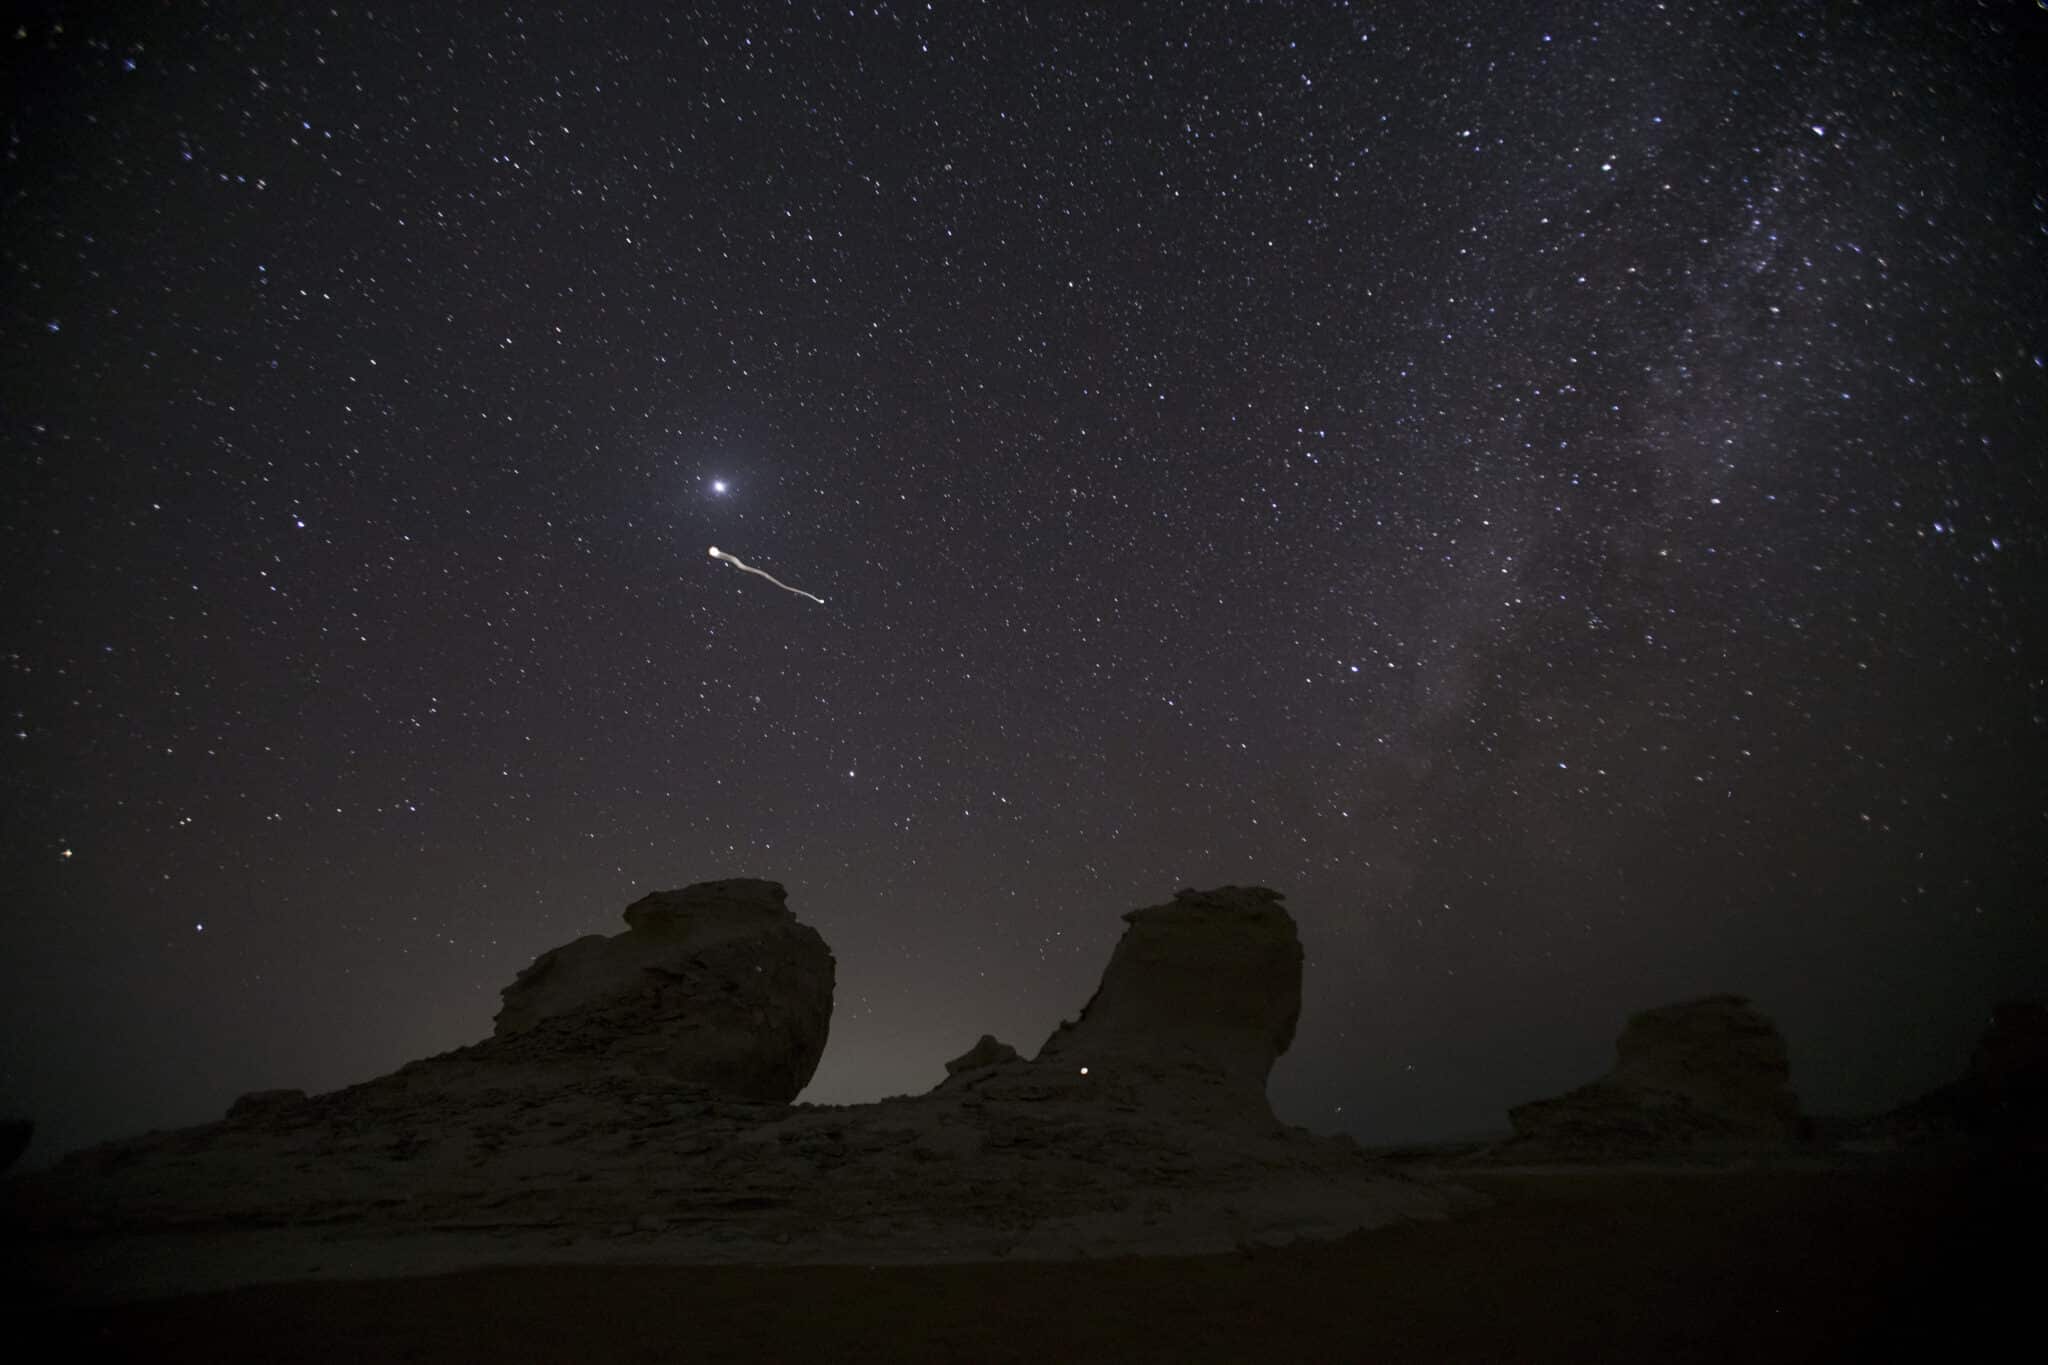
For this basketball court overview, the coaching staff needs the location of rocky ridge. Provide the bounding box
[4,882,1465,1303]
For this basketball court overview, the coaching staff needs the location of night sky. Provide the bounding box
[5,2,2045,1169]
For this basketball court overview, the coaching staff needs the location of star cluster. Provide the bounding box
[3,3,2044,1162]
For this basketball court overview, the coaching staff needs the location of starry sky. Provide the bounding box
[4,2,2045,1167]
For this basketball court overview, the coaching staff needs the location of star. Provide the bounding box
[710,479,728,495]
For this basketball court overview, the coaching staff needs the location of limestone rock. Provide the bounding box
[941,1034,1020,1081]
[1497,994,1805,1158]
[2,882,1469,1304]
[225,1089,307,1122]
[1031,886,1301,1124]
[0,1116,31,1174]
[1962,1001,2048,1090]
[1880,1000,2048,1144]
[490,878,833,1103]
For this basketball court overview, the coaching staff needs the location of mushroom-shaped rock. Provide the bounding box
[1503,994,1804,1156]
[491,877,833,1102]
[1033,885,1301,1122]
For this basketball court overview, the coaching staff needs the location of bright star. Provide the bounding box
[710,479,728,495]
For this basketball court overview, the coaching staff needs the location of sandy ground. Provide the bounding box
[18,1160,2036,1363]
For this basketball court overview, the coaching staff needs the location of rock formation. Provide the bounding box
[1490,994,1806,1159]
[1031,886,1301,1123]
[0,1115,30,1174]
[490,878,833,1103]
[3,881,1466,1304]
[225,1089,308,1122]
[1966,1001,2048,1087]
[939,1034,1020,1083]
[1876,1000,2048,1145]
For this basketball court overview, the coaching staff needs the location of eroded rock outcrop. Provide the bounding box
[1491,994,1806,1159]
[1877,1001,2048,1145]
[5,881,1464,1304]
[939,1034,1020,1083]
[490,878,833,1103]
[938,887,1302,1129]
[225,1089,307,1122]
[0,1115,31,1174]
[1040,886,1300,1113]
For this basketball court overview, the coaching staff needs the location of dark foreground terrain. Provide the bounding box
[19,1161,2037,1363]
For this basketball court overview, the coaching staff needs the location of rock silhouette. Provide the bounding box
[0,1116,31,1174]
[491,878,834,1103]
[1876,1000,2048,1145]
[1491,994,1806,1159]
[1031,886,1301,1125]
[939,1034,1021,1084]
[4,881,1464,1303]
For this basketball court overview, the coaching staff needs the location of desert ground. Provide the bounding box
[21,1158,2033,1364]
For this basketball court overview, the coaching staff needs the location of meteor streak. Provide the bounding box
[708,545,825,604]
